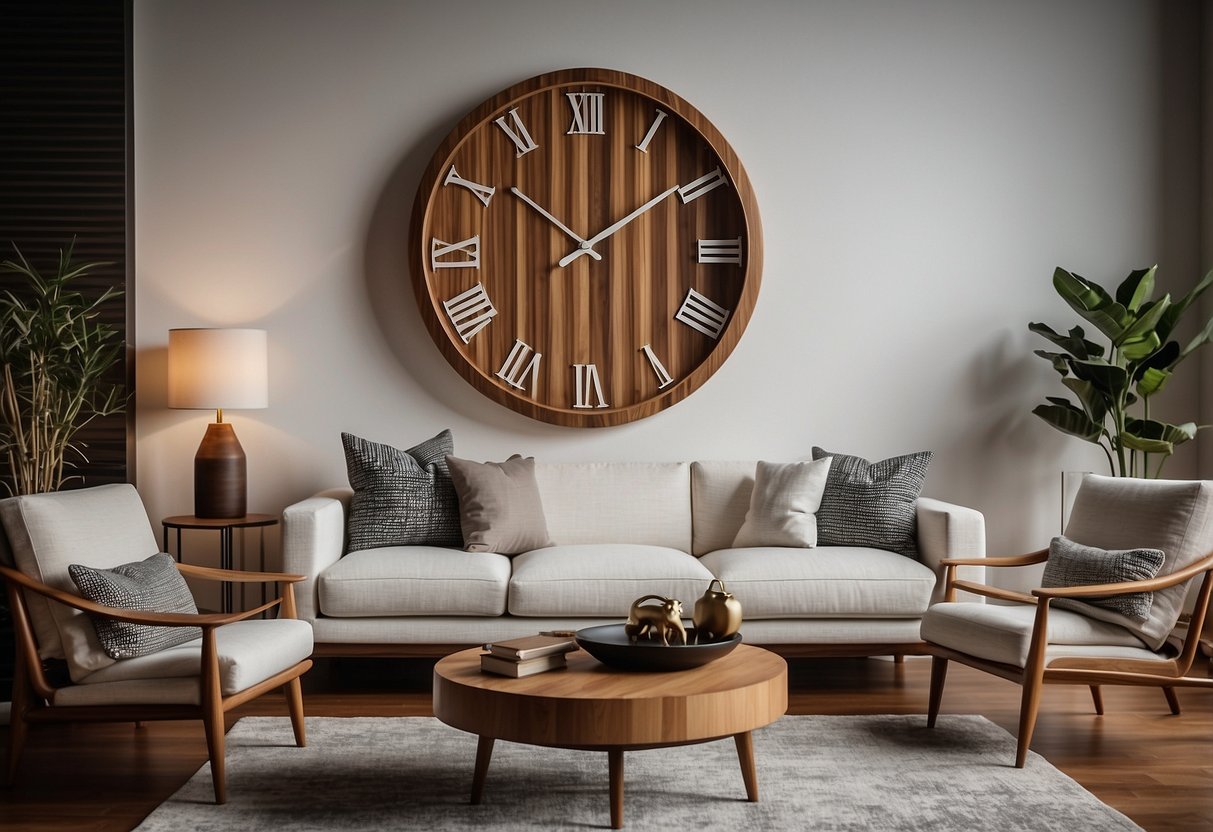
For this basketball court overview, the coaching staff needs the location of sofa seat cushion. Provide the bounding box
[699,547,936,619]
[76,618,313,697]
[508,544,714,617]
[921,602,1156,668]
[319,547,510,617]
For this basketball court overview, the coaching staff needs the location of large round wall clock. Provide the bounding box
[409,68,762,428]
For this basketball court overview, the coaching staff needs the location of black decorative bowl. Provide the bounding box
[575,624,742,672]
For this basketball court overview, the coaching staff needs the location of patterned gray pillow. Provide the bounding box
[811,447,932,558]
[1042,535,1165,623]
[68,553,201,659]
[342,430,463,552]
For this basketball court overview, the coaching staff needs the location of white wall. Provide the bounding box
[134,1,1205,586]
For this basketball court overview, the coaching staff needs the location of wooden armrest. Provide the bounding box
[941,549,1049,568]
[950,579,1037,604]
[176,563,306,584]
[1033,551,1213,600]
[0,564,280,627]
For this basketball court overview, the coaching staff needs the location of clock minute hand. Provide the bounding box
[510,187,602,261]
[559,185,680,268]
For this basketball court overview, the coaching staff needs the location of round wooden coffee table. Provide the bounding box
[433,643,787,829]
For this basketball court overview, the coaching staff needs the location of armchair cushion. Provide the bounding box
[1064,475,1213,650]
[1041,536,1165,623]
[68,552,202,659]
[70,618,314,698]
[0,483,160,680]
[921,602,1157,668]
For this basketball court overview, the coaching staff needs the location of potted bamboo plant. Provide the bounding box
[0,242,126,495]
[1030,265,1213,478]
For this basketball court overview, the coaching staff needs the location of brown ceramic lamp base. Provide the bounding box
[194,422,247,518]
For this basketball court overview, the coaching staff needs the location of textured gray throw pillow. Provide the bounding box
[1042,535,1165,623]
[68,553,201,660]
[811,447,932,558]
[446,454,553,555]
[342,430,463,552]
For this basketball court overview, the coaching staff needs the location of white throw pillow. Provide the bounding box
[731,458,832,548]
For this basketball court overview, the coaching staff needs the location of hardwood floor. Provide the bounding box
[1,655,1210,831]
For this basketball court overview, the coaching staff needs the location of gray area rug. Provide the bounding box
[136,715,1139,831]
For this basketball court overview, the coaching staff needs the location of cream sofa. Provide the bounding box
[282,461,986,657]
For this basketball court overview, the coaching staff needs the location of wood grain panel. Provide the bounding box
[410,68,762,427]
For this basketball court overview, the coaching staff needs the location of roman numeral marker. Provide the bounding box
[674,288,731,340]
[640,344,674,389]
[697,237,743,266]
[635,109,668,153]
[566,92,605,135]
[678,167,728,203]
[430,236,481,270]
[443,165,496,207]
[496,339,541,396]
[493,107,539,157]
[442,283,497,343]
[573,363,609,408]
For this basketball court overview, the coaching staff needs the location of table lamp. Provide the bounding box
[167,328,268,518]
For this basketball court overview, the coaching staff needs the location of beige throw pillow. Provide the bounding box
[446,454,554,555]
[732,458,832,548]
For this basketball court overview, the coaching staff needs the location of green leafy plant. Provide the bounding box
[1030,265,1213,478]
[0,242,125,495]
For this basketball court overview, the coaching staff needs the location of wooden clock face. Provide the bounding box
[409,68,762,427]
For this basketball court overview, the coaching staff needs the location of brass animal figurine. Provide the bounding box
[693,579,742,642]
[625,595,687,646]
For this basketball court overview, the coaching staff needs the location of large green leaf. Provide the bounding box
[1156,269,1213,342]
[1114,266,1156,312]
[1135,366,1171,399]
[1181,315,1213,360]
[1032,402,1102,442]
[1061,376,1108,423]
[1119,331,1161,362]
[1028,322,1105,359]
[1122,419,1198,454]
[1116,295,1170,346]
[1033,349,1071,375]
[1069,358,1129,396]
[1053,267,1131,341]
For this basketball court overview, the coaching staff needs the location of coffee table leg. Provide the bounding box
[471,735,494,804]
[734,732,758,802]
[608,748,624,829]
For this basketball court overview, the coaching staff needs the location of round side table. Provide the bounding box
[161,514,278,613]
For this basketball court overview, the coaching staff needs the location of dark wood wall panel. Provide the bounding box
[0,0,134,494]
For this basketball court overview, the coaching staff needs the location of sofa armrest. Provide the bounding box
[282,489,351,622]
[916,497,986,603]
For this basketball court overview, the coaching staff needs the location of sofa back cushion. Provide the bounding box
[0,484,160,679]
[691,461,758,555]
[534,462,691,551]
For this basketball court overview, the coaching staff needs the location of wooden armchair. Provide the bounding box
[0,484,314,804]
[920,475,1213,767]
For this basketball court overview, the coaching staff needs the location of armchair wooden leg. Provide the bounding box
[926,656,948,728]
[200,630,227,804]
[286,676,307,747]
[1163,686,1181,715]
[1089,685,1104,715]
[6,657,31,786]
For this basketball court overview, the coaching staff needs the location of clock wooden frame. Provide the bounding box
[409,67,762,428]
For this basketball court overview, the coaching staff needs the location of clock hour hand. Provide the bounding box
[558,185,679,268]
[509,187,602,261]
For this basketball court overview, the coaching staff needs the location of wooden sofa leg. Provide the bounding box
[1163,686,1181,715]
[286,676,307,747]
[926,656,948,728]
[893,653,905,664]
[1089,685,1104,715]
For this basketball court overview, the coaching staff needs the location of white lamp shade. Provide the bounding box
[167,328,268,410]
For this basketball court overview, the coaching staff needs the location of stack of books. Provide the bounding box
[480,633,578,677]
